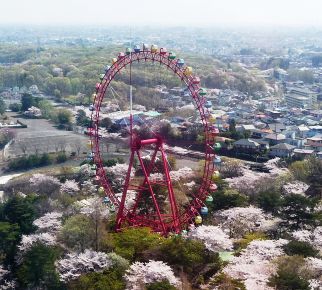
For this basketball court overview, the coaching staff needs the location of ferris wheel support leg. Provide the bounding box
[130,147,159,215]
[160,147,181,233]
[116,150,135,231]
[136,150,167,235]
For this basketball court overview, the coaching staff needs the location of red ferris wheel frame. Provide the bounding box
[89,48,217,235]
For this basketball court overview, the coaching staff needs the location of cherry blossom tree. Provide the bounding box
[79,164,95,180]
[105,164,134,191]
[115,190,137,209]
[225,158,289,196]
[292,227,322,251]
[0,265,15,290]
[60,179,80,195]
[74,197,109,218]
[17,212,63,262]
[81,180,97,195]
[124,260,180,290]
[306,257,322,289]
[33,212,63,233]
[282,181,309,196]
[29,173,61,196]
[56,249,115,282]
[223,239,288,290]
[17,233,57,261]
[188,225,233,252]
[219,159,244,179]
[216,206,277,238]
[149,167,194,182]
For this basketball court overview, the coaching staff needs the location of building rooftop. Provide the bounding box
[234,139,260,147]
[270,143,296,150]
[265,133,286,140]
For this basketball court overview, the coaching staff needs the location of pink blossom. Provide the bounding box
[225,158,288,195]
[81,180,97,195]
[125,260,180,290]
[33,212,62,233]
[18,233,57,258]
[0,265,15,290]
[29,173,61,195]
[223,239,288,290]
[79,164,95,178]
[105,164,134,190]
[283,181,309,196]
[56,249,113,282]
[60,180,80,195]
[74,197,110,218]
[188,225,233,252]
[292,227,322,251]
[149,167,194,182]
[216,206,276,238]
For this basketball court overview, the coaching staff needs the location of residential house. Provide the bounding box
[268,123,286,133]
[293,149,315,159]
[269,143,296,158]
[233,139,269,153]
[306,134,322,152]
[264,133,287,145]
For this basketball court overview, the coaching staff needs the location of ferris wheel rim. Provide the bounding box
[89,48,217,231]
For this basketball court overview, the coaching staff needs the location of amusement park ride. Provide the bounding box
[87,44,221,236]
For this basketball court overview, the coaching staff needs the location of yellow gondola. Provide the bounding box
[184,66,193,76]
[151,44,158,53]
[195,215,203,224]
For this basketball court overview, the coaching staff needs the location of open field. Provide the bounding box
[4,113,89,159]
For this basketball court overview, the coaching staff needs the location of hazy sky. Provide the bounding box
[0,0,321,27]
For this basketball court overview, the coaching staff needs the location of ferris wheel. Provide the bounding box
[88,44,220,235]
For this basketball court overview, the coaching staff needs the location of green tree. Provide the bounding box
[146,280,177,290]
[289,160,311,182]
[0,97,6,114]
[17,243,64,290]
[268,256,310,290]
[2,195,38,234]
[59,214,95,251]
[283,240,318,258]
[56,152,67,163]
[38,99,54,119]
[68,267,126,290]
[54,89,62,100]
[234,232,267,252]
[0,222,20,264]
[100,117,112,130]
[210,189,248,211]
[109,227,162,262]
[54,108,72,126]
[40,153,53,166]
[256,190,282,213]
[157,236,222,279]
[76,109,90,127]
[279,194,317,230]
[21,93,35,111]
[9,102,22,112]
[210,272,246,290]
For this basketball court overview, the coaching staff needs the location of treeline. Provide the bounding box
[10,93,73,129]
[0,44,269,107]
[7,152,67,171]
[0,45,36,63]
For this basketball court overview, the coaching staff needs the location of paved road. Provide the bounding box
[0,173,22,185]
